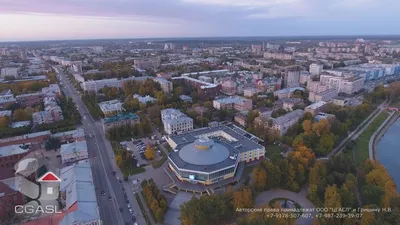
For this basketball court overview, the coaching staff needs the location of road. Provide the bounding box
[54,65,145,225]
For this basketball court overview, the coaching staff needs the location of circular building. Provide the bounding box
[168,136,240,185]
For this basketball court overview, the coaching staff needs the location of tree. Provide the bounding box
[312,119,330,136]
[302,120,313,135]
[45,138,61,151]
[13,108,31,121]
[252,167,267,191]
[116,154,124,169]
[324,185,342,209]
[0,116,10,128]
[145,144,156,160]
[233,188,253,208]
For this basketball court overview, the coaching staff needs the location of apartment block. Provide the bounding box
[102,113,140,131]
[161,108,193,135]
[256,109,304,135]
[98,99,123,117]
[213,96,253,111]
[305,101,327,115]
[153,77,173,93]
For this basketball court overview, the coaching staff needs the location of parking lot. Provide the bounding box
[121,139,161,166]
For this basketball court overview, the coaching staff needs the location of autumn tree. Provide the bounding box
[252,167,267,191]
[324,185,342,209]
[145,144,156,160]
[312,119,330,136]
[233,188,253,209]
[0,116,10,128]
[302,119,313,135]
[13,108,31,121]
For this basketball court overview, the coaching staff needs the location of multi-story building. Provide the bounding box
[282,98,302,111]
[309,89,338,102]
[251,44,263,55]
[243,88,258,97]
[339,76,365,95]
[0,130,51,147]
[32,106,64,125]
[309,63,323,76]
[1,67,19,77]
[256,77,281,93]
[98,99,123,117]
[299,71,311,85]
[307,81,328,93]
[213,96,253,111]
[166,125,265,187]
[305,101,327,115]
[172,76,221,99]
[42,84,61,97]
[273,87,305,99]
[161,108,193,135]
[52,128,85,144]
[331,96,350,107]
[81,78,120,92]
[234,113,247,127]
[102,113,140,131]
[263,52,293,60]
[60,140,88,165]
[0,90,16,109]
[284,71,300,88]
[134,57,161,70]
[0,144,30,170]
[133,94,156,104]
[221,80,238,96]
[16,92,44,107]
[153,77,173,94]
[255,109,304,135]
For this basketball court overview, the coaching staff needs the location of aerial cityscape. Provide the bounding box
[1,1,400,225]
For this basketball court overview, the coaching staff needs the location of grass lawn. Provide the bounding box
[354,111,389,166]
[135,193,152,225]
[266,144,284,161]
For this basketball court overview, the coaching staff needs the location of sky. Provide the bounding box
[0,0,399,41]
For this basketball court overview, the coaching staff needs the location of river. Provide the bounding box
[377,118,400,192]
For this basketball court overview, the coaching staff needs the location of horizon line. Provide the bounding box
[2,34,400,44]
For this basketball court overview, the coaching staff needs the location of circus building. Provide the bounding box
[165,125,265,192]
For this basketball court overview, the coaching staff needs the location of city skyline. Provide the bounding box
[1,0,400,41]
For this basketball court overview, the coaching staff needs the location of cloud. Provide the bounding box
[0,0,400,40]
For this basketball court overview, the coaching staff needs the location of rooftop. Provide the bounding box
[168,125,263,172]
[103,113,140,124]
[133,94,156,103]
[275,87,305,94]
[59,161,99,225]
[60,140,87,156]
[98,99,122,113]
[271,109,304,126]
[0,130,51,145]
[52,128,85,139]
[161,108,193,125]
[306,101,327,110]
[0,144,29,157]
[214,96,249,104]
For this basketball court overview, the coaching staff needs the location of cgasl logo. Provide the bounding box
[1,156,63,215]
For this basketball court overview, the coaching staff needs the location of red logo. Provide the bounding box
[37,172,61,182]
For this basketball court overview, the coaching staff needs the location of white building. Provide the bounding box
[133,94,156,104]
[309,63,323,76]
[153,77,173,93]
[81,78,120,92]
[256,109,304,135]
[60,140,88,165]
[161,108,193,135]
[98,99,123,117]
[243,88,259,97]
[1,67,19,77]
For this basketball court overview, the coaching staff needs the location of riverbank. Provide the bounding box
[372,111,400,160]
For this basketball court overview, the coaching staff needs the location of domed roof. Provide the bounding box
[178,139,230,166]
[194,137,214,150]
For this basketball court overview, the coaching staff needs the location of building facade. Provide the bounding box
[102,113,140,131]
[161,108,193,135]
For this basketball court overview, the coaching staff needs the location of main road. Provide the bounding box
[53,65,145,225]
